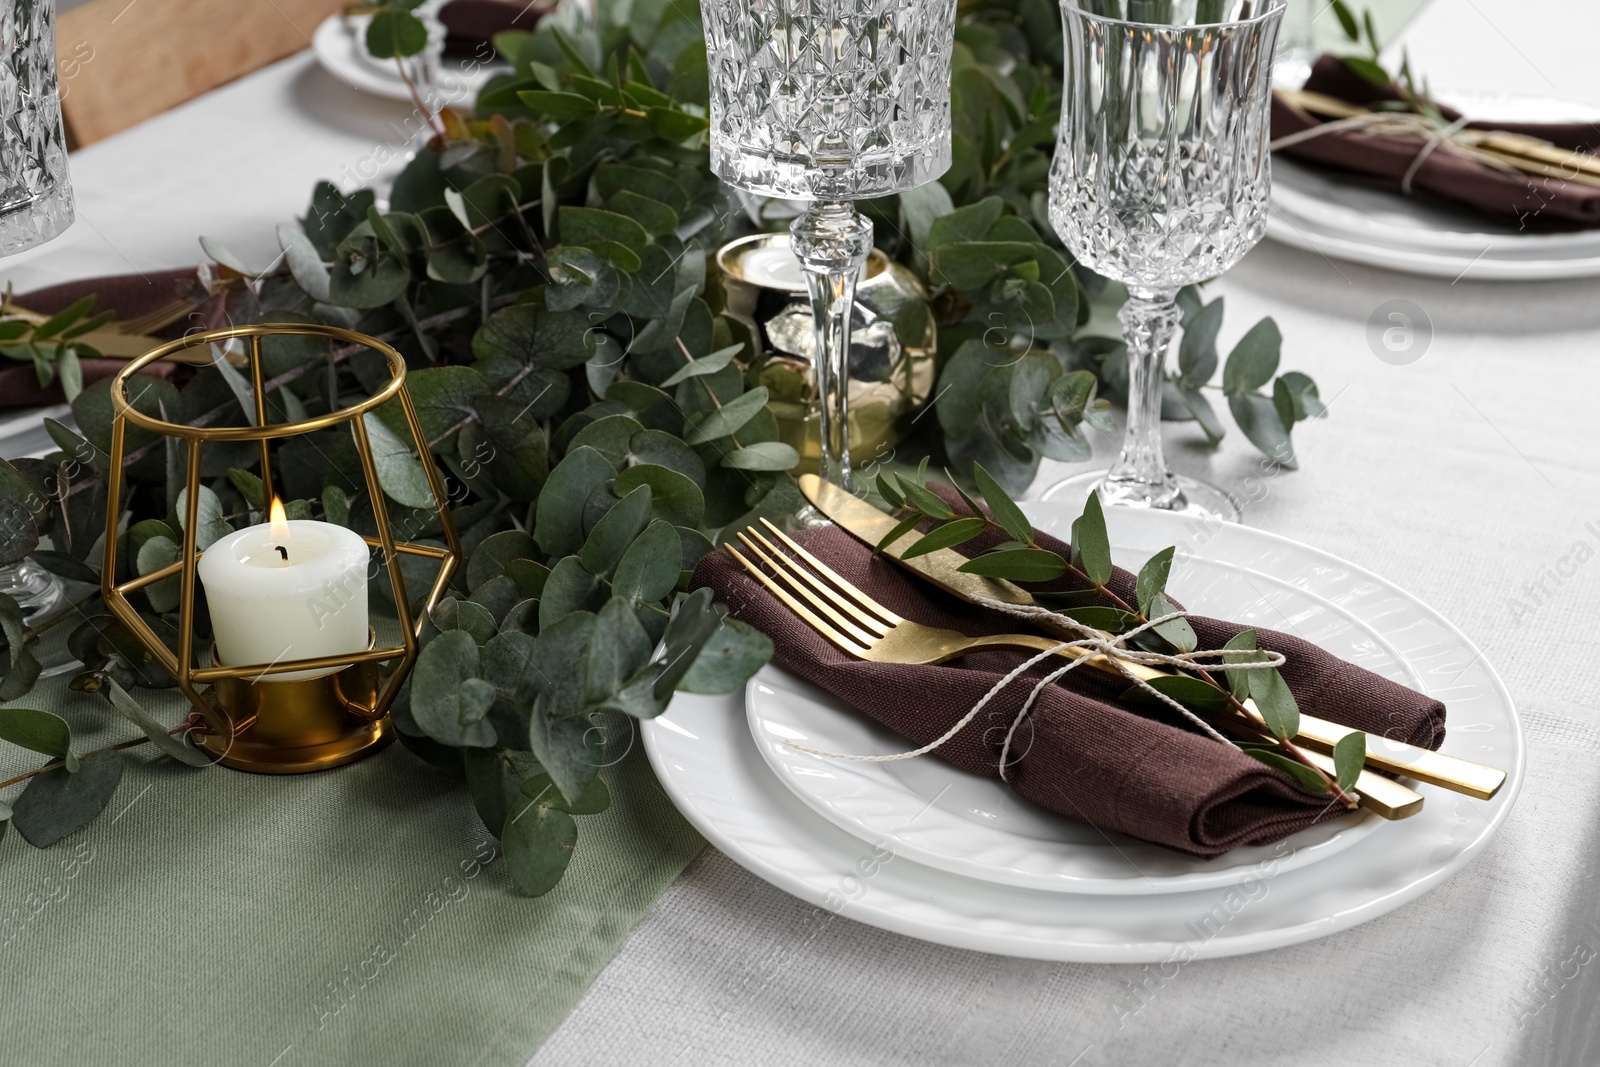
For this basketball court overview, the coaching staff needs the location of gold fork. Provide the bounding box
[726,519,1425,820]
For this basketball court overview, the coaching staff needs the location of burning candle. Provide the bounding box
[197,498,369,680]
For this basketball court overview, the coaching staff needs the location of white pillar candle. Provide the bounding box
[196,500,369,680]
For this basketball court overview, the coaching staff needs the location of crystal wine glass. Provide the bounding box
[701,0,957,491]
[1044,0,1283,522]
[0,0,74,256]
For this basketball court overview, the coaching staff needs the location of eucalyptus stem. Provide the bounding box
[21,593,99,641]
[0,713,206,792]
[912,486,1358,808]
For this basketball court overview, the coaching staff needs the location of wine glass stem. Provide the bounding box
[791,200,872,492]
[1106,286,1182,503]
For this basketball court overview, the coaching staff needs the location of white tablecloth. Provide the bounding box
[10,4,1600,1063]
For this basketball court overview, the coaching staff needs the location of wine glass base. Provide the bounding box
[1039,470,1243,524]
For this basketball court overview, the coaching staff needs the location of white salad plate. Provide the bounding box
[311,14,505,105]
[642,504,1523,962]
[1267,90,1600,279]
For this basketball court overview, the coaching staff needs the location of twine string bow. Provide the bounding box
[1271,109,1521,196]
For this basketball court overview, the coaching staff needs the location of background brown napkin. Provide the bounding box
[694,515,1445,857]
[1272,55,1600,226]
[2,269,192,409]
[440,0,548,58]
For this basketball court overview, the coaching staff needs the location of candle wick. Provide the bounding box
[275,545,289,561]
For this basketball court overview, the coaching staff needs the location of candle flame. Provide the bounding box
[269,496,289,542]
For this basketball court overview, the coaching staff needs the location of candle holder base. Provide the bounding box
[194,650,394,775]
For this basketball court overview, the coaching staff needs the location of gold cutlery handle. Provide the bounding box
[1205,707,1422,820]
[976,634,1496,802]
[1298,748,1423,820]
[1255,706,1505,800]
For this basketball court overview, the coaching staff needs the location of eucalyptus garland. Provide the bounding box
[0,0,1325,893]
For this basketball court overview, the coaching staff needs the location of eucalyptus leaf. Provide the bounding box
[502,796,578,895]
[612,464,704,528]
[1147,593,1197,654]
[1222,318,1282,396]
[468,530,541,592]
[105,678,211,767]
[722,442,799,472]
[677,618,772,695]
[957,549,1066,583]
[1221,629,1262,702]
[12,748,124,847]
[902,517,987,560]
[660,343,743,387]
[972,462,1031,544]
[897,478,955,520]
[360,412,435,508]
[412,630,497,747]
[686,387,769,445]
[521,771,610,815]
[1119,674,1233,714]
[1333,731,1367,792]
[1248,665,1301,742]
[1243,745,1330,794]
[581,597,653,704]
[1134,546,1175,616]
[463,747,543,837]
[1070,492,1113,587]
[175,486,231,551]
[539,555,606,629]
[535,446,616,558]
[612,520,681,606]
[0,706,71,759]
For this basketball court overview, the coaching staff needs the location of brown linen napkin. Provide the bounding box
[2,269,192,409]
[439,0,549,58]
[694,516,1445,857]
[1271,54,1600,227]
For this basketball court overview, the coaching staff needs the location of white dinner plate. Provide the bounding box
[746,647,1378,894]
[1267,89,1600,279]
[643,504,1523,962]
[311,14,506,105]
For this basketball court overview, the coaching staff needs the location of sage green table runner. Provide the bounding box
[1,682,703,1067]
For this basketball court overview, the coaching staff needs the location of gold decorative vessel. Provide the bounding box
[715,233,936,471]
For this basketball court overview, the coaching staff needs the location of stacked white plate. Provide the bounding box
[1266,90,1600,280]
[311,14,507,104]
[643,503,1524,962]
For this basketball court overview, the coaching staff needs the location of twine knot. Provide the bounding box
[783,597,1285,781]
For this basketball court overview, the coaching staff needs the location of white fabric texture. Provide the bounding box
[10,9,1600,1063]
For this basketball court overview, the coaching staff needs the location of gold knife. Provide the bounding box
[798,474,1503,802]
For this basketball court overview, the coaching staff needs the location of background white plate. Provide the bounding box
[1267,89,1600,278]
[311,14,505,104]
[643,505,1523,962]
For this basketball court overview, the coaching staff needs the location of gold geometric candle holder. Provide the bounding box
[100,324,461,774]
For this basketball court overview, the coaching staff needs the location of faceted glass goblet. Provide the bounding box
[1044,0,1284,522]
[0,0,75,256]
[701,0,956,491]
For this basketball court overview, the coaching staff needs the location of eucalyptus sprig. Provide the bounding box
[0,0,1336,885]
[1330,1,1444,123]
[880,462,1366,806]
[0,291,113,401]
